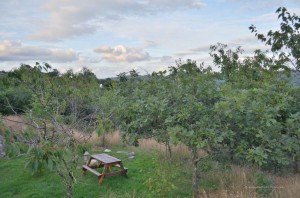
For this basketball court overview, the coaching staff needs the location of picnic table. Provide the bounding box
[82,153,128,185]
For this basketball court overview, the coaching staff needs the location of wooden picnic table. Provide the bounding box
[82,153,128,185]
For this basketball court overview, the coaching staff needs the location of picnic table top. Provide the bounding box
[91,153,121,164]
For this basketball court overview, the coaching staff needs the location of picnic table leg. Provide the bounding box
[108,165,113,173]
[82,157,92,176]
[118,162,128,176]
[98,165,108,185]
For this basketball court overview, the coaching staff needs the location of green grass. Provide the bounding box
[0,157,64,198]
[1,146,299,198]
[0,146,193,198]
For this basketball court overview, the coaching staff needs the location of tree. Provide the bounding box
[214,78,300,171]
[4,63,102,197]
[249,7,300,71]
[117,60,222,196]
[167,64,222,196]
[0,66,32,115]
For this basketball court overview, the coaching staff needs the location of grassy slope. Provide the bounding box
[0,147,192,198]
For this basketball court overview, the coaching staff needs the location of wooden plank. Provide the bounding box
[91,154,121,164]
[82,165,102,177]
[88,164,104,169]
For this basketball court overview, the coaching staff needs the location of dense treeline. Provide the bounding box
[0,7,299,197]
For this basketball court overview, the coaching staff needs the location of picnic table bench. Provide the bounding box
[82,153,128,185]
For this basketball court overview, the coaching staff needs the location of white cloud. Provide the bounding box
[28,0,205,42]
[144,40,158,48]
[226,0,288,11]
[94,45,150,62]
[142,0,206,10]
[0,40,79,62]
[0,31,16,38]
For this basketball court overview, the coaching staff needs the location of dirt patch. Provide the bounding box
[2,115,28,133]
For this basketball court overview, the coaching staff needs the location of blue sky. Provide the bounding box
[0,0,299,78]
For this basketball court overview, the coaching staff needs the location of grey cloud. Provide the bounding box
[160,56,173,62]
[0,40,79,62]
[230,36,257,45]
[103,14,124,21]
[192,45,212,52]
[175,50,195,56]
[29,0,205,42]
[174,39,270,59]
[94,45,150,62]
[175,45,211,56]
[0,1,42,21]
[30,24,98,42]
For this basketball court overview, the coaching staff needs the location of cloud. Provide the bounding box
[143,0,206,10]
[0,31,15,38]
[175,50,195,56]
[174,34,273,60]
[0,40,79,62]
[160,56,173,62]
[144,40,158,48]
[94,45,150,62]
[175,45,211,56]
[28,0,205,42]
[30,24,98,42]
[225,0,286,11]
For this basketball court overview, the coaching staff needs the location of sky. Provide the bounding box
[0,0,300,78]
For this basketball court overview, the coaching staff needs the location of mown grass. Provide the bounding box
[0,146,193,198]
[0,157,63,198]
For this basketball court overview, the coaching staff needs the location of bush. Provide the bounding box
[255,172,273,197]
[144,152,177,197]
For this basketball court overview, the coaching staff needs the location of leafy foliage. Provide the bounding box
[249,7,300,71]
[144,152,177,197]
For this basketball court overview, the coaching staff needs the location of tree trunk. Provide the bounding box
[102,134,106,147]
[166,141,172,158]
[192,148,200,198]
[294,160,299,173]
[57,170,74,198]
[66,185,73,198]
[293,153,299,173]
[229,148,234,162]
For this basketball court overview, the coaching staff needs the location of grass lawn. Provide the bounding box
[0,146,193,198]
[1,144,299,198]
